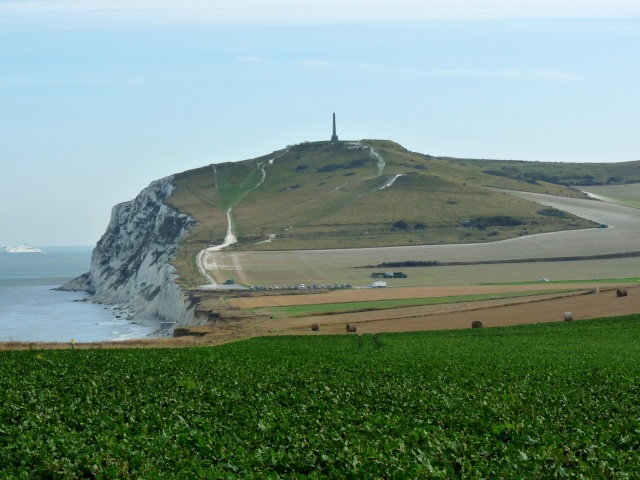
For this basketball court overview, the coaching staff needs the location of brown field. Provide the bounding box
[156,282,640,341]
[228,283,611,309]
[256,284,640,336]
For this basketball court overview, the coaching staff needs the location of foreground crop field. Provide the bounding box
[2,316,640,478]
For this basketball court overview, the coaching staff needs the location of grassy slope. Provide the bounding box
[3,316,640,477]
[450,157,640,187]
[164,140,633,286]
[164,165,224,284]
[166,154,278,285]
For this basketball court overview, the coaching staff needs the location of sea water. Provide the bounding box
[0,246,158,343]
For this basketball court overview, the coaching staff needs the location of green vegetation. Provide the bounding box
[462,159,640,187]
[3,316,640,478]
[465,215,523,230]
[366,253,640,270]
[254,289,578,317]
[537,207,568,218]
[214,161,265,211]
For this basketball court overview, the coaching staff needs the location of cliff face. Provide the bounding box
[84,176,197,326]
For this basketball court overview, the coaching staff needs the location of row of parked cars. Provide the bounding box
[249,283,353,291]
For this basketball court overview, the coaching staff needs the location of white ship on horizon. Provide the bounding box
[4,244,43,253]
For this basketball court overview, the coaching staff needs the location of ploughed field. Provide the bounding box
[206,283,640,339]
[258,284,640,335]
[2,316,640,478]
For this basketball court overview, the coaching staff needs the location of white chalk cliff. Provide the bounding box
[64,176,198,327]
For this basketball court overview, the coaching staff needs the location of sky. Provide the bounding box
[1,0,639,246]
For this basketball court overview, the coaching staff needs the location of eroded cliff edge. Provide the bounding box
[61,176,198,327]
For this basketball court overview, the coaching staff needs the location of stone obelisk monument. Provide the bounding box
[331,112,338,142]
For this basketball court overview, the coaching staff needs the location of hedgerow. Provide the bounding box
[2,315,640,478]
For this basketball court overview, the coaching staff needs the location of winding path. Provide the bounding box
[196,149,289,288]
[196,209,238,288]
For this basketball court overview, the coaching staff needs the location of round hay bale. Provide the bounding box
[471,320,483,329]
[346,323,357,333]
[311,323,319,331]
[564,311,573,321]
[591,287,599,294]
[617,288,628,297]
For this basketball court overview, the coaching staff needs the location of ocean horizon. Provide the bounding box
[0,246,159,343]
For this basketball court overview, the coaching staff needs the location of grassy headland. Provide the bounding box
[164,140,614,287]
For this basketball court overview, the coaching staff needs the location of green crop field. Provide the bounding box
[2,316,640,478]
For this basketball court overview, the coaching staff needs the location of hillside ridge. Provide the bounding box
[165,139,640,288]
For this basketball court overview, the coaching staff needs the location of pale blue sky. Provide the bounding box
[1,1,639,246]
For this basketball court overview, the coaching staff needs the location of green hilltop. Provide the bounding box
[165,140,638,285]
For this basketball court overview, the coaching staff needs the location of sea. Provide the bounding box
[0,246,159,343]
